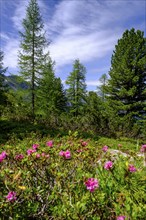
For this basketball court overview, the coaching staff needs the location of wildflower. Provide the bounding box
[118,144,122,147]
[140,144,146,152]
[36,153,41,158]
[81,141,88,147]
[6,191,17,202]
[117,216,126,220]
[41,152,46,157]
[46,140,53,147]
[15,154,24,160]
[59,150,71,159]
[27,148,36,155]
[32,144,39,150]
[104,161,113,170]
[128,164,137,172]
[102,145,108,152]
[85,178,99,192]
[76,149,83,153]
[0,151,7,162]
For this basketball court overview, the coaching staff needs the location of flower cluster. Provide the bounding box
[36,152,50,158]
[32,144,39,150]
[0,151,7,162]
[117,216,126,220]
[46,140,53,147]
[15,154,24,160]
[102,145,108,152]
[6,191,17,202]
[104,161,113,170]
[59,150,71,159]
[128,164,137,172]
[84,178,99,192]
[140,144,146,153]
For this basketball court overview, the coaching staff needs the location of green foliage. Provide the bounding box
[0,134,146,219]
[66,59,87,116]
[36,59,67,120]
[18,0,50,119]
[105,28,146,134]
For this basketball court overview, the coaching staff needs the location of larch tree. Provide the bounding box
[105,28,146,132]
[18,0,49,119]
[66,59,87,116]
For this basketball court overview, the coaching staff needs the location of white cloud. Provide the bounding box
[3,39,19,70]
[86,80,101,87]
[1,0,145,81]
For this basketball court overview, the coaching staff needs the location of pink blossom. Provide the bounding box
[102,145,108,152]
[0,151,7,162]
[46,140,53,147]
[36,153,41,158]
[41,152,46,157]
[59,151,64,156]
[84,178,99,192]
[76,149,83,153]
[140,144,146,152]
[128,164,137,172]
[15,154,24,160]
[32,144,39,150]
[27,148,36,155]
[104,161,113,170]
[59,150,71,159]
[6,191,17,202]
[117,216,126,220]
[81,141,88,147]
[45,154,50,158]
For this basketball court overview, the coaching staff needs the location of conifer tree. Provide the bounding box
[37,59,66,118]
[66,59,87,116]
[18,0,49,119]
[105,28,146,131]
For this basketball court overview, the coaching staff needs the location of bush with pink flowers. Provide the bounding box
[0,133,145,219]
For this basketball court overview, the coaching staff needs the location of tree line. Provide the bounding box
[0,0,146,138]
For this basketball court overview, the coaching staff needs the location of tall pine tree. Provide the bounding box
[105,28,146,132]
[18,0,49,119]
[66,59,87,116]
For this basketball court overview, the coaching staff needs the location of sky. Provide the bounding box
[0,0,146,91]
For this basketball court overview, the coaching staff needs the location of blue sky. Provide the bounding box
[0,0,146,91]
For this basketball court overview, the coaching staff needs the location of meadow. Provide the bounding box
[0,131,146,219]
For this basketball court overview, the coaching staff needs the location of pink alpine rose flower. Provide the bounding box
[6,191,17,202]
[15,154,24,160]
[36,153,41,158]
[104,161,113,170]
[32,144,39,150]
[140,144,146,152]
[46,140,53,147]
[59,150,71,159]
[85,178,99,192]
[27,148,36,155]
[117,216,126,220]
[128,164,137,172]
[102,145,108,152]
[81,141,88,147]
[0,151,7,162]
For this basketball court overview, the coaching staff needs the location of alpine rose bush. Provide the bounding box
[104,161,113,170]
[84,178,99,192]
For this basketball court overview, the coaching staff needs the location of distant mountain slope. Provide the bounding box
[6,75,30,90]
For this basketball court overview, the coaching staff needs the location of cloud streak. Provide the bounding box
[1,0,145,89]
